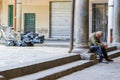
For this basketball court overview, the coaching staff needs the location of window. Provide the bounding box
[8,5,13,27]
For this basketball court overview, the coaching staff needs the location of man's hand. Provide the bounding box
[103,43,108,49]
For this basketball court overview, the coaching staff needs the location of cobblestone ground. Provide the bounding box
[58,57,120,80]
[0,45,69,67]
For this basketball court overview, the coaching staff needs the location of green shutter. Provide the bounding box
[8,5,13,27]
[24,13,36,33]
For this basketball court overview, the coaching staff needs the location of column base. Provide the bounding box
[71,48,97,60]
[71,48,88,53]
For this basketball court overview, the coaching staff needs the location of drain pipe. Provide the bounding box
[69,0,75,53]
[14,0,17,31]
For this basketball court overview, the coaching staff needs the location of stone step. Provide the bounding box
[81,46,118,60]
[11,50,120,80]
[107,46,117,52]
[0,54,81,79]
[11,60,94,80]
[0,46,118,80]
[108,50,120,59]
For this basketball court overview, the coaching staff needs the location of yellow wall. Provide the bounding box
[1,0,8,26]
[21,0,70,37]
[22,5,49,37]
[0,0,108,38]
[1,0,50,37]
[0,1,2,24]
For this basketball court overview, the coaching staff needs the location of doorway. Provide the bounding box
[92,3,108,41]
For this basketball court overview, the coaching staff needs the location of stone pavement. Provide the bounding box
[58,57,120,80]
[0,44,69,68]
[0,40,120,80]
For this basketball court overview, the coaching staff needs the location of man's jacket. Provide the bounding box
[89,32,104,47]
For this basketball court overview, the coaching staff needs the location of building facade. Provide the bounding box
[0,0,110,40]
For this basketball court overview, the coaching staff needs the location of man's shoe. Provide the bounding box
[99,59,108,64]
[99,59,103,63]
[106,59,113,62]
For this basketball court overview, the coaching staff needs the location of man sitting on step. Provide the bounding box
[89,31,113,63]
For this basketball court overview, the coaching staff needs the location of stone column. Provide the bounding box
[14,0,22,41]
[113,0,120,43]
[16,0,22,32]
[72,0,89,53]
[107,0,114,44]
